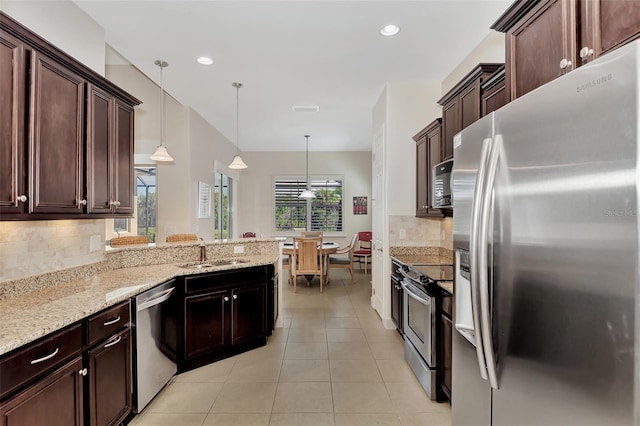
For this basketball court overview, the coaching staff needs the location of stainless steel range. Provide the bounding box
[400,264,453,400]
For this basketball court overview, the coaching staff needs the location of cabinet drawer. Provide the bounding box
[185,267,267,294]
[0,323,82,400]
[86,301,130,347]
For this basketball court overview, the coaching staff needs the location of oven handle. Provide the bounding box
[398,268,422,287]
[401,280,432,306]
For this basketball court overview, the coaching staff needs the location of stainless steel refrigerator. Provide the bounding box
[451,40,639,426]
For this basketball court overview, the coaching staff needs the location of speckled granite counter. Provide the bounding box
[0,239,280,356]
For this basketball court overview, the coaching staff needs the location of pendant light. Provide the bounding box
[150,60,174,162]
[299,135,315,199]
[228,82,248,169]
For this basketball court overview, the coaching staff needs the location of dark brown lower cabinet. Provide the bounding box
[441,313,453,401]
[0,357,84,426]
[180,266,272,372]
[85,328,131,426]
[185,291,227,359]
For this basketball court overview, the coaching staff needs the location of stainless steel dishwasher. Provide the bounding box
[131,279,177,413]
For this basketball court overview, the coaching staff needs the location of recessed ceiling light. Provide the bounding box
[380,24,400,37]
[197,56,213,65]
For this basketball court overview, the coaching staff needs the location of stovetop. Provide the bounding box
[401,264,454,286]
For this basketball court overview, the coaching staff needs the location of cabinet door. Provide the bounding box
[507,0,577,99]
[86,328,132,426]
[580,0,640,64]
[113,99,134,215]
[390,276,400,327]
[87,85,113,214]
[482,77,507,116]
[0,32,26,215]
[427,125,444,216]
[441,101,458,161]
[459,83,480,132]
[231,284,266,346]
[415,136,429,216]
[0,357,83,426]
[30,51,85,214]
[441,314,453,400]
[184,291,227,359]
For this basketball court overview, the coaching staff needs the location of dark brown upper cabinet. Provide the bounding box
[0,12,140,221]
[437,64,503,161]
[414,119,444,218]
[0,31,26,215]
[87,86,134,215]
[492,0,640,101]
[481,65,507,117]
[30,51,85,215]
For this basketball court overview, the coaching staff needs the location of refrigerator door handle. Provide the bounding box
[469,136,493,381]
[478,134,502,390]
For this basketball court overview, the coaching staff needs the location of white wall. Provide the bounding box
[441,31,505,96]
[236,151,371,242]
[3,1,106,75]
[385,82,442,216]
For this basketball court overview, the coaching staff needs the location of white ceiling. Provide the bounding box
[73,0,513,152]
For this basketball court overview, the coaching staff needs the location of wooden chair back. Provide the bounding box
[110,235,149,247]
[292,236,326,292]
[166,233,198,243]
[301,231,323,238]
[242,232,256,238]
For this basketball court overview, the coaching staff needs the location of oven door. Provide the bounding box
[402,279,436,368]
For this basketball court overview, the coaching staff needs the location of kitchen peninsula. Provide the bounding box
[0,239,280,425]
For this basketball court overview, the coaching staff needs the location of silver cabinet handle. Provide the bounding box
[579,46,594,59]
[30,348,59,365]
[109,201,121,207]
[80,199,87,205]
[114,201,121,207]
[103,316,121,326]
[559,58,572,69]
[18,195,27,203]
[79,368,88,376]
[104,335,122,348]
[232,294,238,300]
[224,296,230,302]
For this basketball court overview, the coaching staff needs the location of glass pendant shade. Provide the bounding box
[299,134,315,199]
[150,145,174,162]
[228,155,248,169]
[153,59,174,162]
[229,82,248,169]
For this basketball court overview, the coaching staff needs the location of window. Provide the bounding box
[214,172,232,238]
[275,177,343,232]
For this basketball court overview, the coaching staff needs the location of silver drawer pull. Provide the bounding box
[104,335,122,348]
[30,348,59,365]
[103,316,121,326]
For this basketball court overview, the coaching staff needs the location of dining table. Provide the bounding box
[281,240,339,284]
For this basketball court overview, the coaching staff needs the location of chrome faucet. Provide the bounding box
[199,238,206,263]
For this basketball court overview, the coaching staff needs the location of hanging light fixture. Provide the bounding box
[299,135,315,199]
[150,60,174,162]
[228,82,248,169]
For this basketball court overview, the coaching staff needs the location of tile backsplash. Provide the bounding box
[389,215,453,250]
[0,220,105,282]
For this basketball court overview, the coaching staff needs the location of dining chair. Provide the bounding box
[292,236,324,293]
[281,254,293,286]
[301,231,323,238]
[110,235,149,247]
[353,231,372,274]
[166,233,198,243]
[327,233,358,284]
[241,232,256,238]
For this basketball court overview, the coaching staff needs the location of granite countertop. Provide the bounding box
[0,255,277,356]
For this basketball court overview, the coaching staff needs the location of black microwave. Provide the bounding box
[432,159,453,208]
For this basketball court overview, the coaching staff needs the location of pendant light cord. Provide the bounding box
[305,135,310,189]
[236,84,239,156]
[160,65,164,147]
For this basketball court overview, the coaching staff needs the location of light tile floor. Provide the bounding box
[129,268,451,426]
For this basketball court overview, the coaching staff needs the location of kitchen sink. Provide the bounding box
[178,262,215,269]
[178,259,251,269]
[210,259,251,266]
